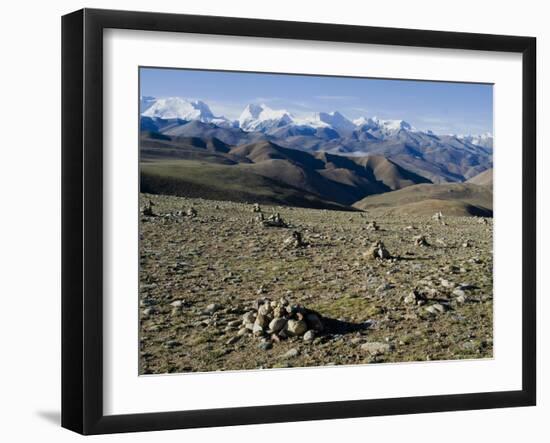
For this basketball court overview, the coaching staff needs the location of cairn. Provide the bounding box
[240,298,324,343]
[262,212,288,228]
[413,235,429,247]
[404,289,427,306]
[366,221,379,231]
[364,240,391,260]
[141,200,155,217]
[283,231,308,249]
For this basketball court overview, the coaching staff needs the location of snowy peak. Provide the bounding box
[238,104,294,132]
[139,97,492,148]
[142,97,215,122]
[457,133,493,149]
[314,111,355,133]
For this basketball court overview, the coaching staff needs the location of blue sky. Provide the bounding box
[140,67,493,135]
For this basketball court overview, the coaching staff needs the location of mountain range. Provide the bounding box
[139,97,493,214]
[140,97,493,184]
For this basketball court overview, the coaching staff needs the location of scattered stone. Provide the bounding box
[452,288,466,297]
[252,323,264,336]
[268,317,288,334]
[258,341,273,351]
[413,235,429,247]
[141,200,155,217]
[237,327,249,336]
[204,303,221,314]
[361,342,393,355]
[262,212,288,228]
[404,289,426,305]
[283,231,308,249]
[286,319,308,337]
[366,221,379,231]
[376,282,393,293]
[440,278,455,288]
[281,348,300,359]
[425,303,448,315]
[242,311,256,324]
[226,336,241,345]
[364,241,391,260]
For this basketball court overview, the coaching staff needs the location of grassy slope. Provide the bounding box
[140,159,352,210]
[353,182,493,217]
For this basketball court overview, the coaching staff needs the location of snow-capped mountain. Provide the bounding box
[142,97,235,128]
[238,103,294,132]
[457,133,494,149]
[140,97,492,152]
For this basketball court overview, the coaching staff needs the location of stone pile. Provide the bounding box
[262,212,288,228]
[282,231,308,249]
[366,221,379,231]
[364,240,391,260]
[239,298,324,343]
[413,235,429,247]
[141,200,155,217]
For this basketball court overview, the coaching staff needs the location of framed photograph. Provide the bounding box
[62,8,536,434]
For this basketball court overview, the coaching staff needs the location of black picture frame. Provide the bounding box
[62,8,537,435]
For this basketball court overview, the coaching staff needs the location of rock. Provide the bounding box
[286,319,308,336]
[186,207,197,217]
[237,327,249,336]
[252,203,262,213]
[364,241,391,260]
[257,303,273,317]
[425,303,448,315]
[226,336,241,345]
[205,303,221,314]
[242,311,256,324]
[142,307,156,316]
[404,289,425,305]
[432,211,443,221]
[252,323,264,336]
[462,240,473,248]
[281,348,300,359]
[413,235,429,247]
[170,300,185,308]
[361,342,393,355]
[262,212,288,228]
[268,317,288,334]
[303,330,316,341]
[440,279,455,288]
[456,294,467,304]
[255,313,269,329]
[366,221,379,231]
[258,341,273,351]
[141,200,155,216]
[376,282,393,293]
[452,288,466,297]
[283,231,307,248]
[164,340,180,349]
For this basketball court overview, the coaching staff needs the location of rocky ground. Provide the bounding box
[139,193,493,374]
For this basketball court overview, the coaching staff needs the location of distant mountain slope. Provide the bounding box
[467,168,493,188]
[353,182,493,217]
[140,134,431,209]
